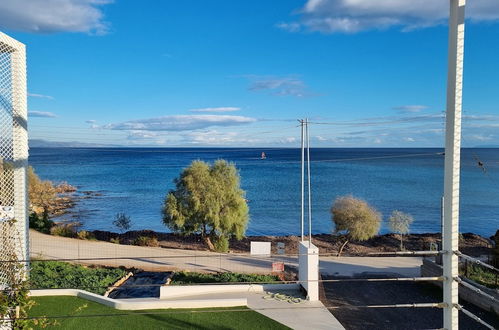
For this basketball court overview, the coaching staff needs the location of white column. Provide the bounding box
[298,241,319,301]
[443,1,465,329]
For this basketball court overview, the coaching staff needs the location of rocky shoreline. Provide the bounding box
[87,229,494,257]
[43,183,495,258]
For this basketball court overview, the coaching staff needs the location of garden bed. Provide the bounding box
[30,260,127,295]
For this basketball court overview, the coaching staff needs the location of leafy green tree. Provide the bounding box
[388,210,414,250]
[331,195,381,256]
[162,160,249,252]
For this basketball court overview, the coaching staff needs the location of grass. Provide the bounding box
[30,261,127,295]
[170,271,281,285]
[29,296,290,330]
[463,264,499,289]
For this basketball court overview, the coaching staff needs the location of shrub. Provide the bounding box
[113,212,132,233]
[388,210,414,250]
[29,261,126,295]
[462,264,498,289]
[29,211,54,234]
[0,218,56,329]
[77,230,95,240]
[213,235,229,253]
[132,236,159,247]
[28,166,57,215]
[109,237,120,244]
[331,195,381,256]
[170,271,280,285]
[50,223,77,238]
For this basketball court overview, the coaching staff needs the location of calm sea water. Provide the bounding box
[29,148,499,237]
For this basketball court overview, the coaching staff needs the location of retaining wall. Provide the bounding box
[421,258,499,315]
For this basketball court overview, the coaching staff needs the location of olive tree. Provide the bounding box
[162,160,249,252]
[331,195,381,256]
[388,210,414,251]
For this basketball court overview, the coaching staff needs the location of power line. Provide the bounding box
[28,151,444,168]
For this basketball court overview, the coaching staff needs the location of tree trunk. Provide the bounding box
[400,235,404,251]
[337,240,349,257]
[203,235,215,251]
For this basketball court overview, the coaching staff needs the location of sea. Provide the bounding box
[29,147,499,237]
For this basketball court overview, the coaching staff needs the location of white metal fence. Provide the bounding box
[0,31,28,289]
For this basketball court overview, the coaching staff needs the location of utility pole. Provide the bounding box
[306,118,312,246]
[443,0,466,329]
[300,119,305,241]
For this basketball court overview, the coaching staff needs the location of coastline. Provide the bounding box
[85,229,493,257]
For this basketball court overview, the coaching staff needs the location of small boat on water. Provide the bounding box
[261,152,267,160]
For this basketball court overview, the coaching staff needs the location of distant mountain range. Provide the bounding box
[473,144,499,148]
[29,139,114,148]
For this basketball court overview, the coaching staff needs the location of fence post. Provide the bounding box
[443,1,466,329]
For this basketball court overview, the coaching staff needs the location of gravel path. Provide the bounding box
[320,274,499,330]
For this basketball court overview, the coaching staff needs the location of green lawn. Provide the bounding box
[30,296,290,330]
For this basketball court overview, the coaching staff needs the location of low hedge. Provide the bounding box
[170,271,280,285]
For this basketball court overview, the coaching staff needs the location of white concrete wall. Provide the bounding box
[160,283,300,299]
[29,289,247,310]
[299,241,319,301]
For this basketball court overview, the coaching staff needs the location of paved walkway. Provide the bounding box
[161,288,345,330]
[30,230,422,277]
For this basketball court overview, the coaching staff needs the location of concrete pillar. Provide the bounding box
[298,241,319,301]
[443,1,466,329]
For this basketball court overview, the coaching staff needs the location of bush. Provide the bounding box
[29,211,54,234]
[213,235,229,253]
[50,223,77,238]
[28,166,57,215]
[132,236,159,247]
[113,212,132,233]
[331,195,381,256]
[462,264,499,289]
[109,237,120,244]
[30,261,126,295]
[388,210,414,250]
[77,230,95,240]
[170,271,280,285]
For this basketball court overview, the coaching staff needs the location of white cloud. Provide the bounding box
[85,120,97,124]
[0,0,112,34]
[403,137,416,142]
[467,134,493,142]
[244,75,311,97]
[189,107,241,113]
[275,22,301,32]
[29,111,57,118]
[28,93,54,100]
[393,105,428,113]
[127,130,159,140]
[106,115,257,131]
[279,0,499,34]
[181,130,258,145]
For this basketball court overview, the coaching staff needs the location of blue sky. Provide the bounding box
[2,0,499,147]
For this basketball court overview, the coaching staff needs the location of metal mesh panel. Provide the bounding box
[0,32,27,290]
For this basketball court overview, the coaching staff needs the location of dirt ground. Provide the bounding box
[320,274,499,330]
[90,230,493,257]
